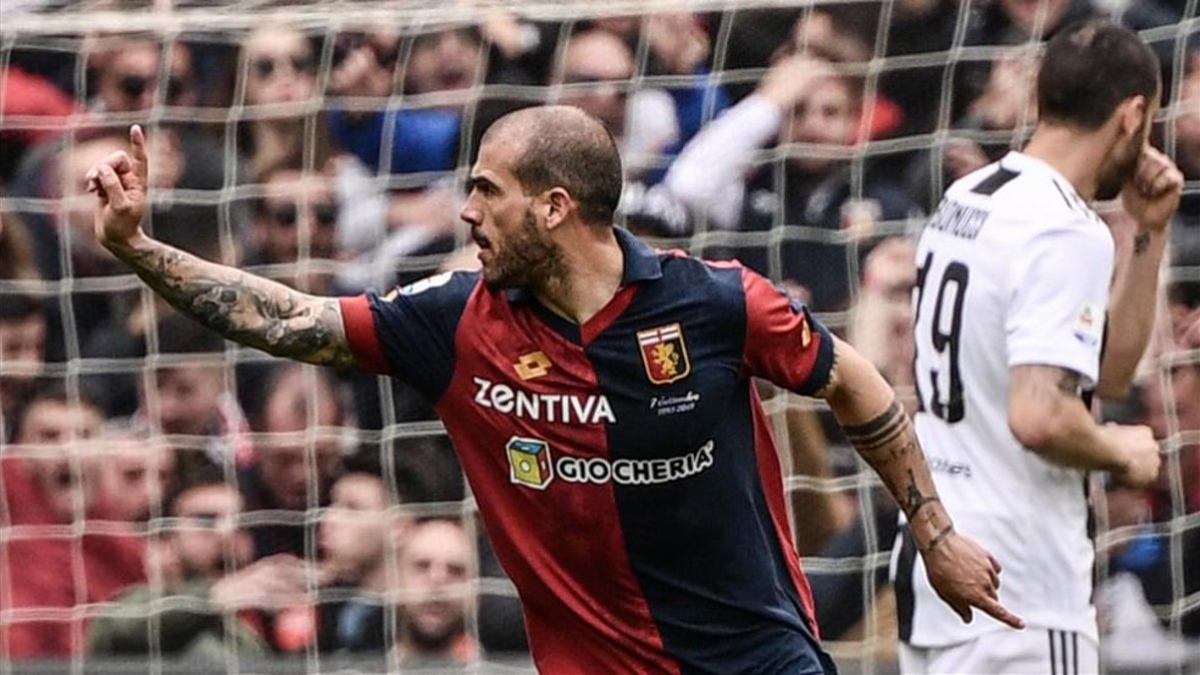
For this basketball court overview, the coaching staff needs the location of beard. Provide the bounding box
[403,607,464,653]
[481,208,567,293]
[1095,119,1147,200]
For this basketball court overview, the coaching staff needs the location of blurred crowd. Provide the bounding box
[0,0,1197,668]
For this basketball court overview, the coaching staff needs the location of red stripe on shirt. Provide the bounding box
[434,285,676,673]
[739,266,822,392]
[339,295,389,374]
[749,386,821,638]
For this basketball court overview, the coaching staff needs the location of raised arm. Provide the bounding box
[817,337,1023,629]
[87,126,355,369]
[665,55,833,229]
[1096,146,1182,397]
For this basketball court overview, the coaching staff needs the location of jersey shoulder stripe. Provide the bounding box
[969,166,1020,196]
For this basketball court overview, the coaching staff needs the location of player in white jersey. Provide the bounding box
[894,20,1183,674]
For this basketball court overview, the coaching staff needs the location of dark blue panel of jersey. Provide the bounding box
[586,256,832,674]
[367,270,478,401]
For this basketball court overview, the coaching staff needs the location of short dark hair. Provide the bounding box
[489,106,624,226]
[248,361,345,430]
[12,379,103,440]
[24,379,102,414]
[166,461,230,517]
[1037,20,1160,130]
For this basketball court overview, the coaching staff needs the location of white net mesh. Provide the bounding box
[1,1,1197,673]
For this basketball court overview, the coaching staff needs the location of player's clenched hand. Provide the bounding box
[921,531,1025,630]
[1122,146,1183,233]
[86,124,150,251]
[1105,423,1162,489]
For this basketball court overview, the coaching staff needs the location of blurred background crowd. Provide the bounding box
[0,0,1197,670]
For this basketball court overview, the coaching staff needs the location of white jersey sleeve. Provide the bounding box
[1005,223,1112,388]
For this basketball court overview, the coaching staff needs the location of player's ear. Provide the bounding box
[542,187,574,231]
[1118,95,1147,138]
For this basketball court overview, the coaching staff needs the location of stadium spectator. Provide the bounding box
[0,66,76,182]
[666,51,916,309]
[245,162,343,294]
[1110,324,1200,639]
[85,33,228,193]
[127,315,251,467]
[87,469,313,657]
[393,519,477,666]
[97,434,177,522]
[1170,52,1199,242]
[324,27,472,291]
[1,383,144,659]
[478,12,558,86]
[963,0,1095,90]
[849,237,918,392]
[240,363,346,559]
[240,26,330,181]
[553,28,706,236]
[0,297,48,441]
[87,36,194,113]
[317,472,409,652]
[569,16,732,183]
[904,48,1040,211]
[0,205,41,281]
[880,0,960,136]
[327,26,478,176]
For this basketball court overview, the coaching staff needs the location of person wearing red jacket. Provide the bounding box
[1,383,144,660]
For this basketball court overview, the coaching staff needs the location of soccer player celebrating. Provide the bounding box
[87,106,1018,672]
[898,20,1181,674]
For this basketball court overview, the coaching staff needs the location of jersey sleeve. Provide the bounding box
[339,271,478,400]
[740,266,836,395]
[1005,224,1113,387]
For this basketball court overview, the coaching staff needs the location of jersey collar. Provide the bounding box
[505,227,662,303]
[1001,151,1087,206]
[615,226,664,285]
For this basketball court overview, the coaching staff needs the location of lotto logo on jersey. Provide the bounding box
[637,323,691,385]
[507,437,553,490]
[514,351,552,381]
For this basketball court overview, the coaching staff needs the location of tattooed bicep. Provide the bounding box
[1010,365,1083,399]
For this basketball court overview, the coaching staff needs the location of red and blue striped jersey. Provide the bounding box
[340,228,837,674]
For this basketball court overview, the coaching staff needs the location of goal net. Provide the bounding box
[1,1,1197,673]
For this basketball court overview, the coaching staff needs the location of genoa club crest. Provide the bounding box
[637,323,691,385]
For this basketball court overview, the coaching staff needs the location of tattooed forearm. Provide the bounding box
[903,467,941,518]
[844,400,910,460]
[1133,232,1151,255]
[116,238,356,369]
[920,524,955,554]
[843,400,952,548]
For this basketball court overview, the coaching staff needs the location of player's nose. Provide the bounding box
[459,202,482,227]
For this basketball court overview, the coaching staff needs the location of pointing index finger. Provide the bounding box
[129,124,148,182]
[979,596,1025,630]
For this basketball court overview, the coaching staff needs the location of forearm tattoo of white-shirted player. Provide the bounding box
[1133,232,1151,255]
[122,241,356,368]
